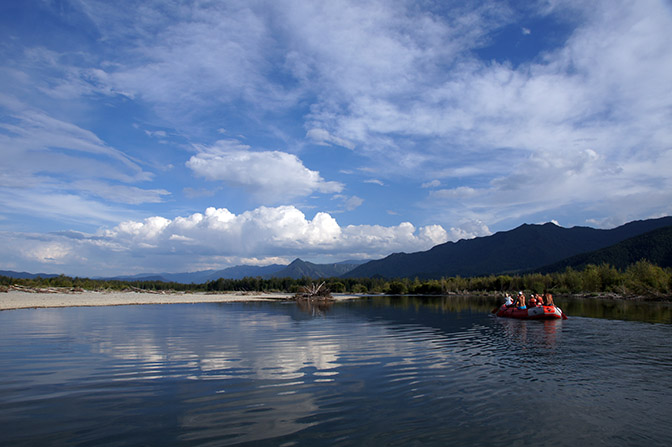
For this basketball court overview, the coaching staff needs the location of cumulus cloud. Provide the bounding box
[106,205,447,255]
[186,140,343,203]
[447,220,492,241]
[0,206,449,276]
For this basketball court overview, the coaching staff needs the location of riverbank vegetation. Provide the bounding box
[1,260,670,300]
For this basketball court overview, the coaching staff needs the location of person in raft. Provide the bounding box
[543,292,554,306]
[531,293,544,307]
[516,291,527,309]
[504,293,514,306]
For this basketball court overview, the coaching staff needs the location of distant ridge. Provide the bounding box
[265,258,363,279]
[95,260,364,283]
[204,264,286,281]
[100,265,287,284]
[0,270,60,280]
[343,216,672,279]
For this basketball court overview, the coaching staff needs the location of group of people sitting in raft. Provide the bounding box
[503,291,554,310]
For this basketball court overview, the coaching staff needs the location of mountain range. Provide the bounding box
[87,259,366,283]
[343,216,672,279]
[3,217,671,282]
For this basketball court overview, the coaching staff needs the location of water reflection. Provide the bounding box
[295,298,334,317]
[354,294,672,324]
[495,317,562,349]
[361,294,500,313]
[559,296,672,323]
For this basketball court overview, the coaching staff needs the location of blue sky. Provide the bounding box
[1,0,671,276]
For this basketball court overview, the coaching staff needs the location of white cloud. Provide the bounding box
[343,196,364,211]
[306,128,355,149]
[0,100,166,224]
[144,130,167,138]
[0,107,145,179]
[0,188,134,225]
[26,241,73,263]
[364,179,384,186]
[0,206,450,275]
[296,0,672,216]
[427,146,672,228]
[421,180,440,188]
[75,1,300,120]
[186,139,343,204]
[448,220,492,241]
[431,186,478,199]
[71,181,170,204]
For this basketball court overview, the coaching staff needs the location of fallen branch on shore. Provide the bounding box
[7,284,85,294]
[294,281,334,301]
[125,286,171,294]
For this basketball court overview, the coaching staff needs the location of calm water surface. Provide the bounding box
[1,297,671,446]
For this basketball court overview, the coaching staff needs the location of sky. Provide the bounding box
[1,0,671,277]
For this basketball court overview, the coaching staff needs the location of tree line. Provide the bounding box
[1,259,670,298]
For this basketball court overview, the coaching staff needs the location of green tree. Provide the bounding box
[625,259,670,295]
[581,265,602,292]
[387,281,408,295]
[351,283,368,294]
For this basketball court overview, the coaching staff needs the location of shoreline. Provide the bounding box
[0,290,358,311]
[2,289,668,311]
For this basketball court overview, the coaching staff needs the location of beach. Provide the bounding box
[0,290,307,311]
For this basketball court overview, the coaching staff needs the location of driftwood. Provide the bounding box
[294,281,334,301]
[8,284,84,294]
[5,285,171,295]
[126,286,170,294]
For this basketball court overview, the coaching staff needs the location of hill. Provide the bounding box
[0,270,60,280]
[343,216,672,279]
[267,258,363,279]
[201,264,286,281]
[101,265,287,283]
[537,226,672,272]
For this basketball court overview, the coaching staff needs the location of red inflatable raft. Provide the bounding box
[495,304,566,320]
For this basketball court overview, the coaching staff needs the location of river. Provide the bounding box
[1,296,670,446]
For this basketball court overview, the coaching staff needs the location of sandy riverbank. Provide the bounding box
[0,290,360,311]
